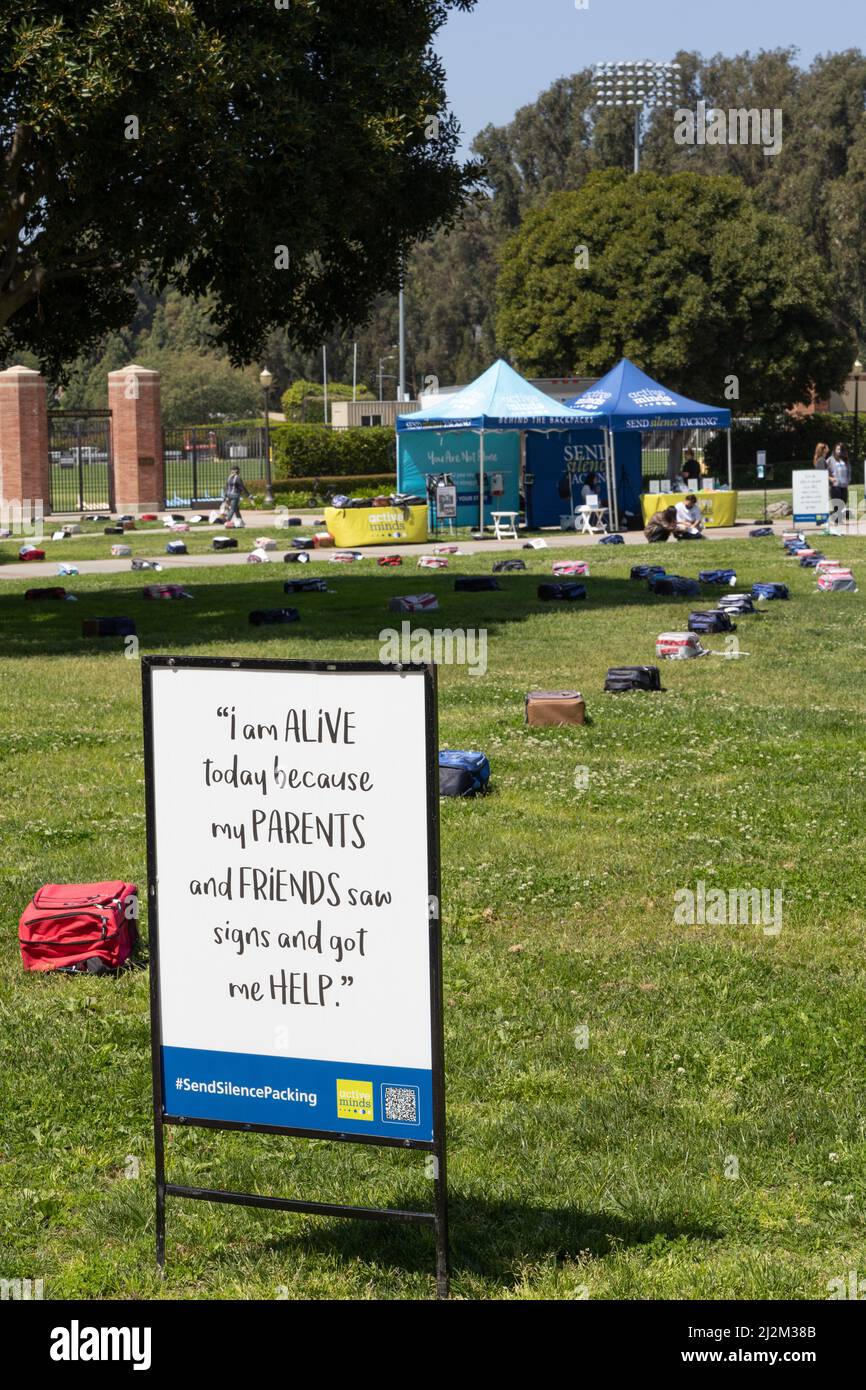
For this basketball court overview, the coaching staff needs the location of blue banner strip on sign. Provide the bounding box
[163,1045,434,1141]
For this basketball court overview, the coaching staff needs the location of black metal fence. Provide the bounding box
[163,425,267,507]
[48,411,113,512]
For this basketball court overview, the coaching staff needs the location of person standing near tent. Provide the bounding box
[224,465,252,524]
[828,444,850,505]
[813,442,830,470]
[682,449,701,484]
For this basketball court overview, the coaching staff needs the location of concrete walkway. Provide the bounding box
[0,519,802,582]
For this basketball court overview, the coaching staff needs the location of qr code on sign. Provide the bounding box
[382,1084,420,1125]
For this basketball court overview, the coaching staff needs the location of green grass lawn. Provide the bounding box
[1,535,865,1300]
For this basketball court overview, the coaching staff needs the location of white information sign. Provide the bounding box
[144,661,440,1143]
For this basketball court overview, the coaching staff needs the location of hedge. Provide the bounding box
[246,474,396,496]
[270,424,395,479]
[705,413,863,487]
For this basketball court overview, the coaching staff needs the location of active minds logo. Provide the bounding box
[628,389,678,408]
[570,390,612,410]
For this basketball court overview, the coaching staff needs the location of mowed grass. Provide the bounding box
[1,535,865,1301]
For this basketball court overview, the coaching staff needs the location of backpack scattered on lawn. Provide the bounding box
[553,560,590,577]
[166,540,187,555]
[631,564,666,580]
[525,691,586,727]
[142,584,192,600]
[752,582,789,601]
[817,570,857,592]
[749,527,773,538]
[688,609,736,634]
[438,750,490,797]
[388,593,439,613]
[82,617,136,637]
[604,666,662,693]
[538,582,587,601]
[249,608,301,625]
[698,569,737,585]
[718,593,756,615]
[19,880,138,974]
[493,559,526,572]
[377,555,403,567]
[656,631,707,660]
[598,533,624,545]
[284,578,328,594]
[212,536,238,550]
[647,575,701,598]
[25,588,67,601]
[455,576,500,592]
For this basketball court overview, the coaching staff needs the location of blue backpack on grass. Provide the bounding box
[439,750,490,798]
[699,569,737,585]
[648,575,701,598]
[752,582,789,601]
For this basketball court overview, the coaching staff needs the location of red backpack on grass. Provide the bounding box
[19,881,138,974]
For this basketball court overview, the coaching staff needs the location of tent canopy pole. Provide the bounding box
[727,429,733,489]
[478,427,485,533]
[609,429,620,531]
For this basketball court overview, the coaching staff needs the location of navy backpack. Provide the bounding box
[439,750,490,798]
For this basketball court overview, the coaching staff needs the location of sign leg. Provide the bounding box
[154,1108,166,1271]
[433,1145,449,1299]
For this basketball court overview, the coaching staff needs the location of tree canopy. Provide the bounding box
[495,169,853,410]
[0,0,477,375]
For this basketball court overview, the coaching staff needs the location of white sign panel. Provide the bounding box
[144,661,439,1142]
[792,468,830,524]
[435,484,457,519]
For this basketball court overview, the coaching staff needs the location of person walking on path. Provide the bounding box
[224,466,252,524]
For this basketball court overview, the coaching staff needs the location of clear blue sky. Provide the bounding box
[436,0,852,152]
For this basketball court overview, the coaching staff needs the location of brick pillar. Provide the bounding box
[0,365,51,516]
[108,364,164,512]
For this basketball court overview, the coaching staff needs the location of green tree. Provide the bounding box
[0,0,477,375]
[280,379,375,424]
[141,350,260,427]
[495,169,853,410]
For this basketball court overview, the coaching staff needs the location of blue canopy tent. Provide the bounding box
[397,360,599,531]
[564,359,733,530]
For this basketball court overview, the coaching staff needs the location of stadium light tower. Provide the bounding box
[593,61,682,172]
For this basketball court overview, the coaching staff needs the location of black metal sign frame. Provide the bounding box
[141,656,448,1297]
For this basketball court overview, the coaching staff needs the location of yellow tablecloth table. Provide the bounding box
[324,504,428,547]
[641,491,738,529]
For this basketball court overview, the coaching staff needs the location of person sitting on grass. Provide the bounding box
[674,493,706,539]
[224,466,252,525]
[644,505,681,543]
